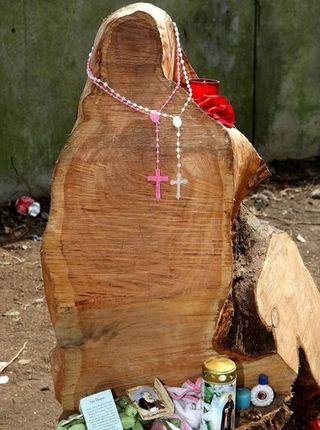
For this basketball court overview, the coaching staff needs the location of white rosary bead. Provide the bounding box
[173,116,182,128]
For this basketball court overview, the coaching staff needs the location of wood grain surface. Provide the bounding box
[42,11,235,409]
[42,5,320,424]
[257,231,320,384]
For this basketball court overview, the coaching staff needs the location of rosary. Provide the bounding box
[86,22,192,200]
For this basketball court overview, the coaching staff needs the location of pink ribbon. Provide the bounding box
[167,378,202,403]
[164,378,202,430]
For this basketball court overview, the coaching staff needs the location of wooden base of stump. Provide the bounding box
[237,395,291,429]
[41,4,320,429]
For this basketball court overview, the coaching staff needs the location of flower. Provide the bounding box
[305,419,320,430]
[194,94,235,128]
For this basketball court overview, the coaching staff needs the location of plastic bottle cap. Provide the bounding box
[258,374,268,385]
[28,201,41,217]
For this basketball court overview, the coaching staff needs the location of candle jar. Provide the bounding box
[189,78,220,99]
[201,356,237,430]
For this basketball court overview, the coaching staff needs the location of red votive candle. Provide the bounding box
[189,77,235,128]
[189,78,220,99]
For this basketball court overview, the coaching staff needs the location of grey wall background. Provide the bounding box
[255,1,320,160]
[0,0,319,202]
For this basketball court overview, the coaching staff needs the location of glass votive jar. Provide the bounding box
[189,78,220,99]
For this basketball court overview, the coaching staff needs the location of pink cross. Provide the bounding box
[147,168,169,200]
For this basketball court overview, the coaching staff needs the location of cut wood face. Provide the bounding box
[41,7,317,420]
[42,11,235,409]
[101,14,163,83]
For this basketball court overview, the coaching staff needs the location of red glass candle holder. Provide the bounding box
[189,77,235,128]
[189,78,220,99]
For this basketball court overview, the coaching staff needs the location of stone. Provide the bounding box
[310,188,320,199]
[296,234,306,243]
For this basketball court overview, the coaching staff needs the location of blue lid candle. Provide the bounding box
[236,387,251,410]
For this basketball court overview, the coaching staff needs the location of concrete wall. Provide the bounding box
[254,0,320,160]
[0,0,319,201]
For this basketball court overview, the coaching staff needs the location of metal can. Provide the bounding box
[201,356,237,430]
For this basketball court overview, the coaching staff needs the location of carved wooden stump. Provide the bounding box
[41,4,320,428]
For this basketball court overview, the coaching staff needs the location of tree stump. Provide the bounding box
[41,4,320,428]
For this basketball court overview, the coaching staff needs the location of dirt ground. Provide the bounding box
[0,199,61,429]
[0,159,319,430]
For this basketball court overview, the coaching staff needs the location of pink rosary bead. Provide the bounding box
[150,110,160,123]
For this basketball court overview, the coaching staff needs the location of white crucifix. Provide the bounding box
[170,172,188,200]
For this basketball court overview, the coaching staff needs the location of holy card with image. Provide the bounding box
[126,377,174,420]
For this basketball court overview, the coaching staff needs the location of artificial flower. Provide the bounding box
[194,94,235,128]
